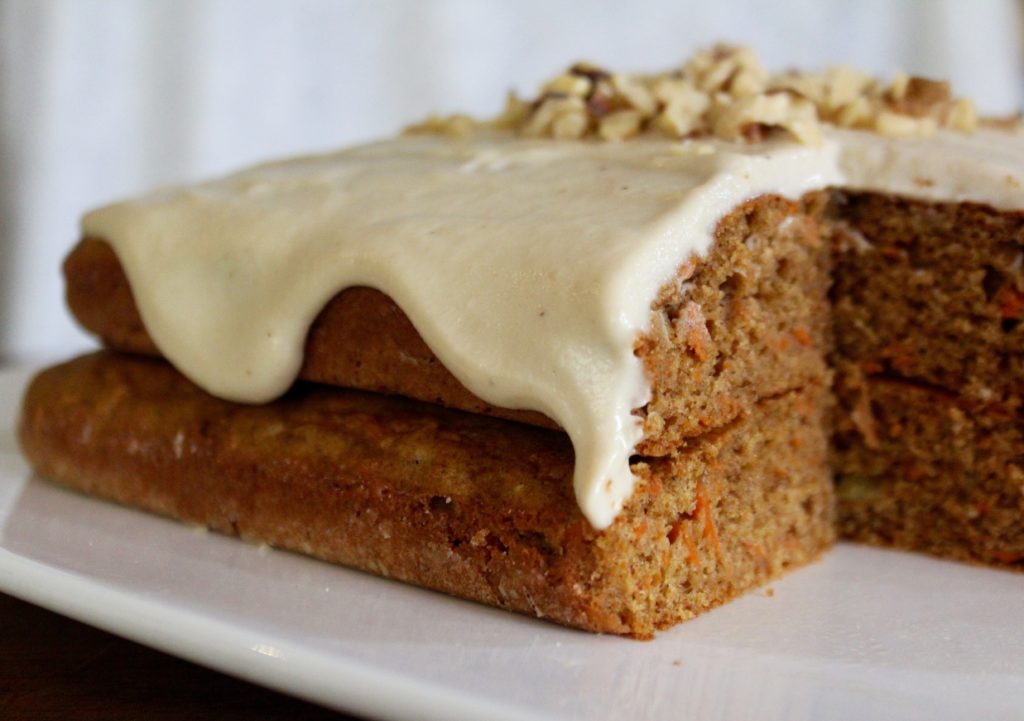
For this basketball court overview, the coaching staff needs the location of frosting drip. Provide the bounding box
[81,128,1022,529]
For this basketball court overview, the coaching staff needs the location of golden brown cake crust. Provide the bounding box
[19,352,833,637]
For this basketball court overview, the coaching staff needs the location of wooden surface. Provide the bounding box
[0,592,362,720]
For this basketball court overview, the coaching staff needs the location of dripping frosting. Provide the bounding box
[82,127,1024,529]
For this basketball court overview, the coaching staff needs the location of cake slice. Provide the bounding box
[37,188,841,637]
[18,46,1024,639]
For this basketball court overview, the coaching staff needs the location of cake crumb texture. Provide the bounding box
[19,352,834,637]
[828,191,1023,570]
[834,369,1023,568]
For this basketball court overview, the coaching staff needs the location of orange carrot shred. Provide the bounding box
[696,481,724,565]
[996,286,1024,319]
[860,360,885,374]
[681,526,701,566]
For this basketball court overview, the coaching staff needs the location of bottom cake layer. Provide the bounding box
[19,352,834,637]
[834,366,1024,568]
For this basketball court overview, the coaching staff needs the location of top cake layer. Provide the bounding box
[79,48,1024,529]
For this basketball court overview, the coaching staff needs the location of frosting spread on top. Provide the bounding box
[834,126,1024,207]
[81,126,1024,529]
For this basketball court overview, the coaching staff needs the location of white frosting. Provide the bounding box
[81,127,1024,529]
[835,127,1024,208]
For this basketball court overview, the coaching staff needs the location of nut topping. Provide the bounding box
[408,44,990,143]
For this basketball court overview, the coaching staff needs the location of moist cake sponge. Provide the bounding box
[827,190,1024,569]
[19,352,834,638]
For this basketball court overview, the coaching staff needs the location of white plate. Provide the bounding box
[1,365,1023,721]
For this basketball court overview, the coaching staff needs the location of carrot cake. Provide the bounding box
[19,46,1024,637]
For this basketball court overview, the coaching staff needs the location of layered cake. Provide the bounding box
[19,46,1023,637]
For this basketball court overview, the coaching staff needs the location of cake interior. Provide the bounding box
[826,192,1024,566]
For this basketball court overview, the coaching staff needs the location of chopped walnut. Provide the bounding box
[408,44,995,145]
[769,72,826,106]
[822,67,874,112]
[834,96,875,129]
[712,92,822,146]
[654,78,711,136]
[945,98,978,133]
[598,109,644,142]
[569,61,610,85]
[522,95,587,138]
[874,110,938,138]
[887,71,912,102]
[551,109,589,140]
[685,44,767,96]
[542,73,591,98]
[611,73,657,116]
[893,77,951,116]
